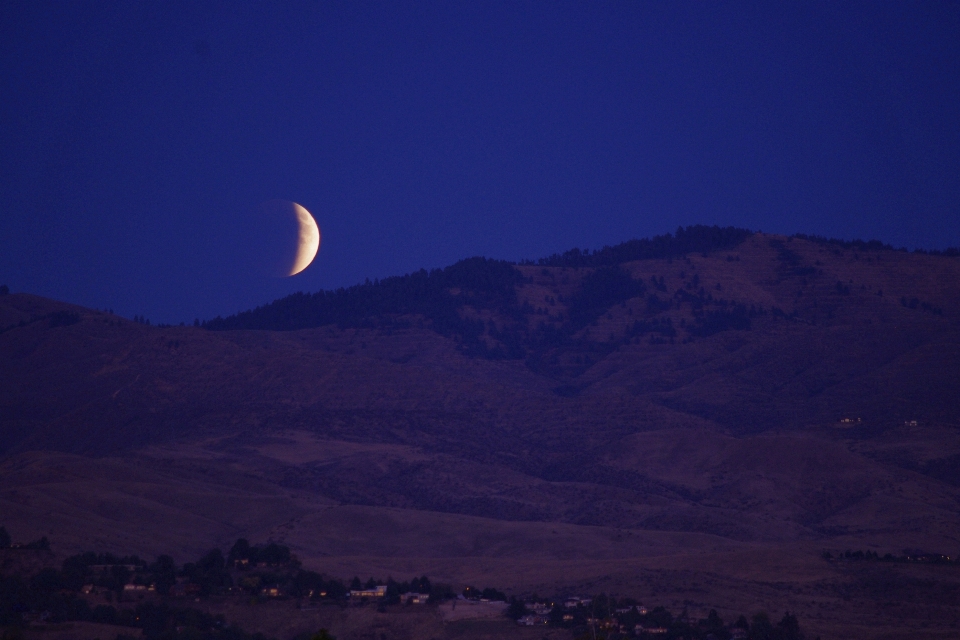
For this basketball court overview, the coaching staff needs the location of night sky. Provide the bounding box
[2,2,958,324]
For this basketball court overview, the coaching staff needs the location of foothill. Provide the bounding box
[0,530,806,640]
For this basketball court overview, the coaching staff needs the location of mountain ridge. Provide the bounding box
[202,225,957,338]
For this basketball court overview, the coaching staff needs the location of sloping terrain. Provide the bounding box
[2,229,960,638]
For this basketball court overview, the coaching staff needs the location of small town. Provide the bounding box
[0,530,807,640]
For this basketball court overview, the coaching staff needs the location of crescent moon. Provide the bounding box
[288,203,321,276]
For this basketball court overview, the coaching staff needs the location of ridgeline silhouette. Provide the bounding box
[204,225,755,358]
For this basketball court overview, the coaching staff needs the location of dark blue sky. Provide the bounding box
[2,2,958,324]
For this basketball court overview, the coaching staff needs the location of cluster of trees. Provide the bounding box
[687,304,752,337]
[342,575,454,605]
[461,585,507,601]
[48,310,81,327]
[900,296,943,315]
[823,549,957,564]
[533,226,754,268]
[205,257,522,333]
[193,222,954,366]
[0,566,115,627]
[0,527,49,550]
[527,274,757,363]
[625,317,677,341]
[205,257,524,359]
[0,533,452,616]
[914,247,960,257]
[60,552,154,593]
[523,288,762,381]
[767,239,818,278]
[3,538,305,604]
[0,588,271,640]
[566,266,647,330]
[171,540,311,598]
[508,593,804,640]
[0,533,810,640]
[227,539,295,567]
[734,611,804,640]
[791,232,960,258]
[204,228,760,361]
[791,233,895,252]
[180,550,232,597]
[1,310,86,335]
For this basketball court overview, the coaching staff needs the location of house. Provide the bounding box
[260,585,283,597]
[122,584,151,592]
[349,585,387,598]
[517,615,548,626]
[635,625,668,634]
[401,592,429,604]
[564,597,592,608]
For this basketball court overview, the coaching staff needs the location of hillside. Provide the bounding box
[2,229,960,638]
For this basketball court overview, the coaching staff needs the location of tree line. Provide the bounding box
[532,225,754,268]
[822,549,957,564]
[204,227,759,362]
[792,233,959,256]
[505,592,805,640]
[0,532,811,640]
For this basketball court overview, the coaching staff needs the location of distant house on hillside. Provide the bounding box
[564,597,592,608]
[401,592,429,604]
[349,585,387,598]
[122,584,152,593]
